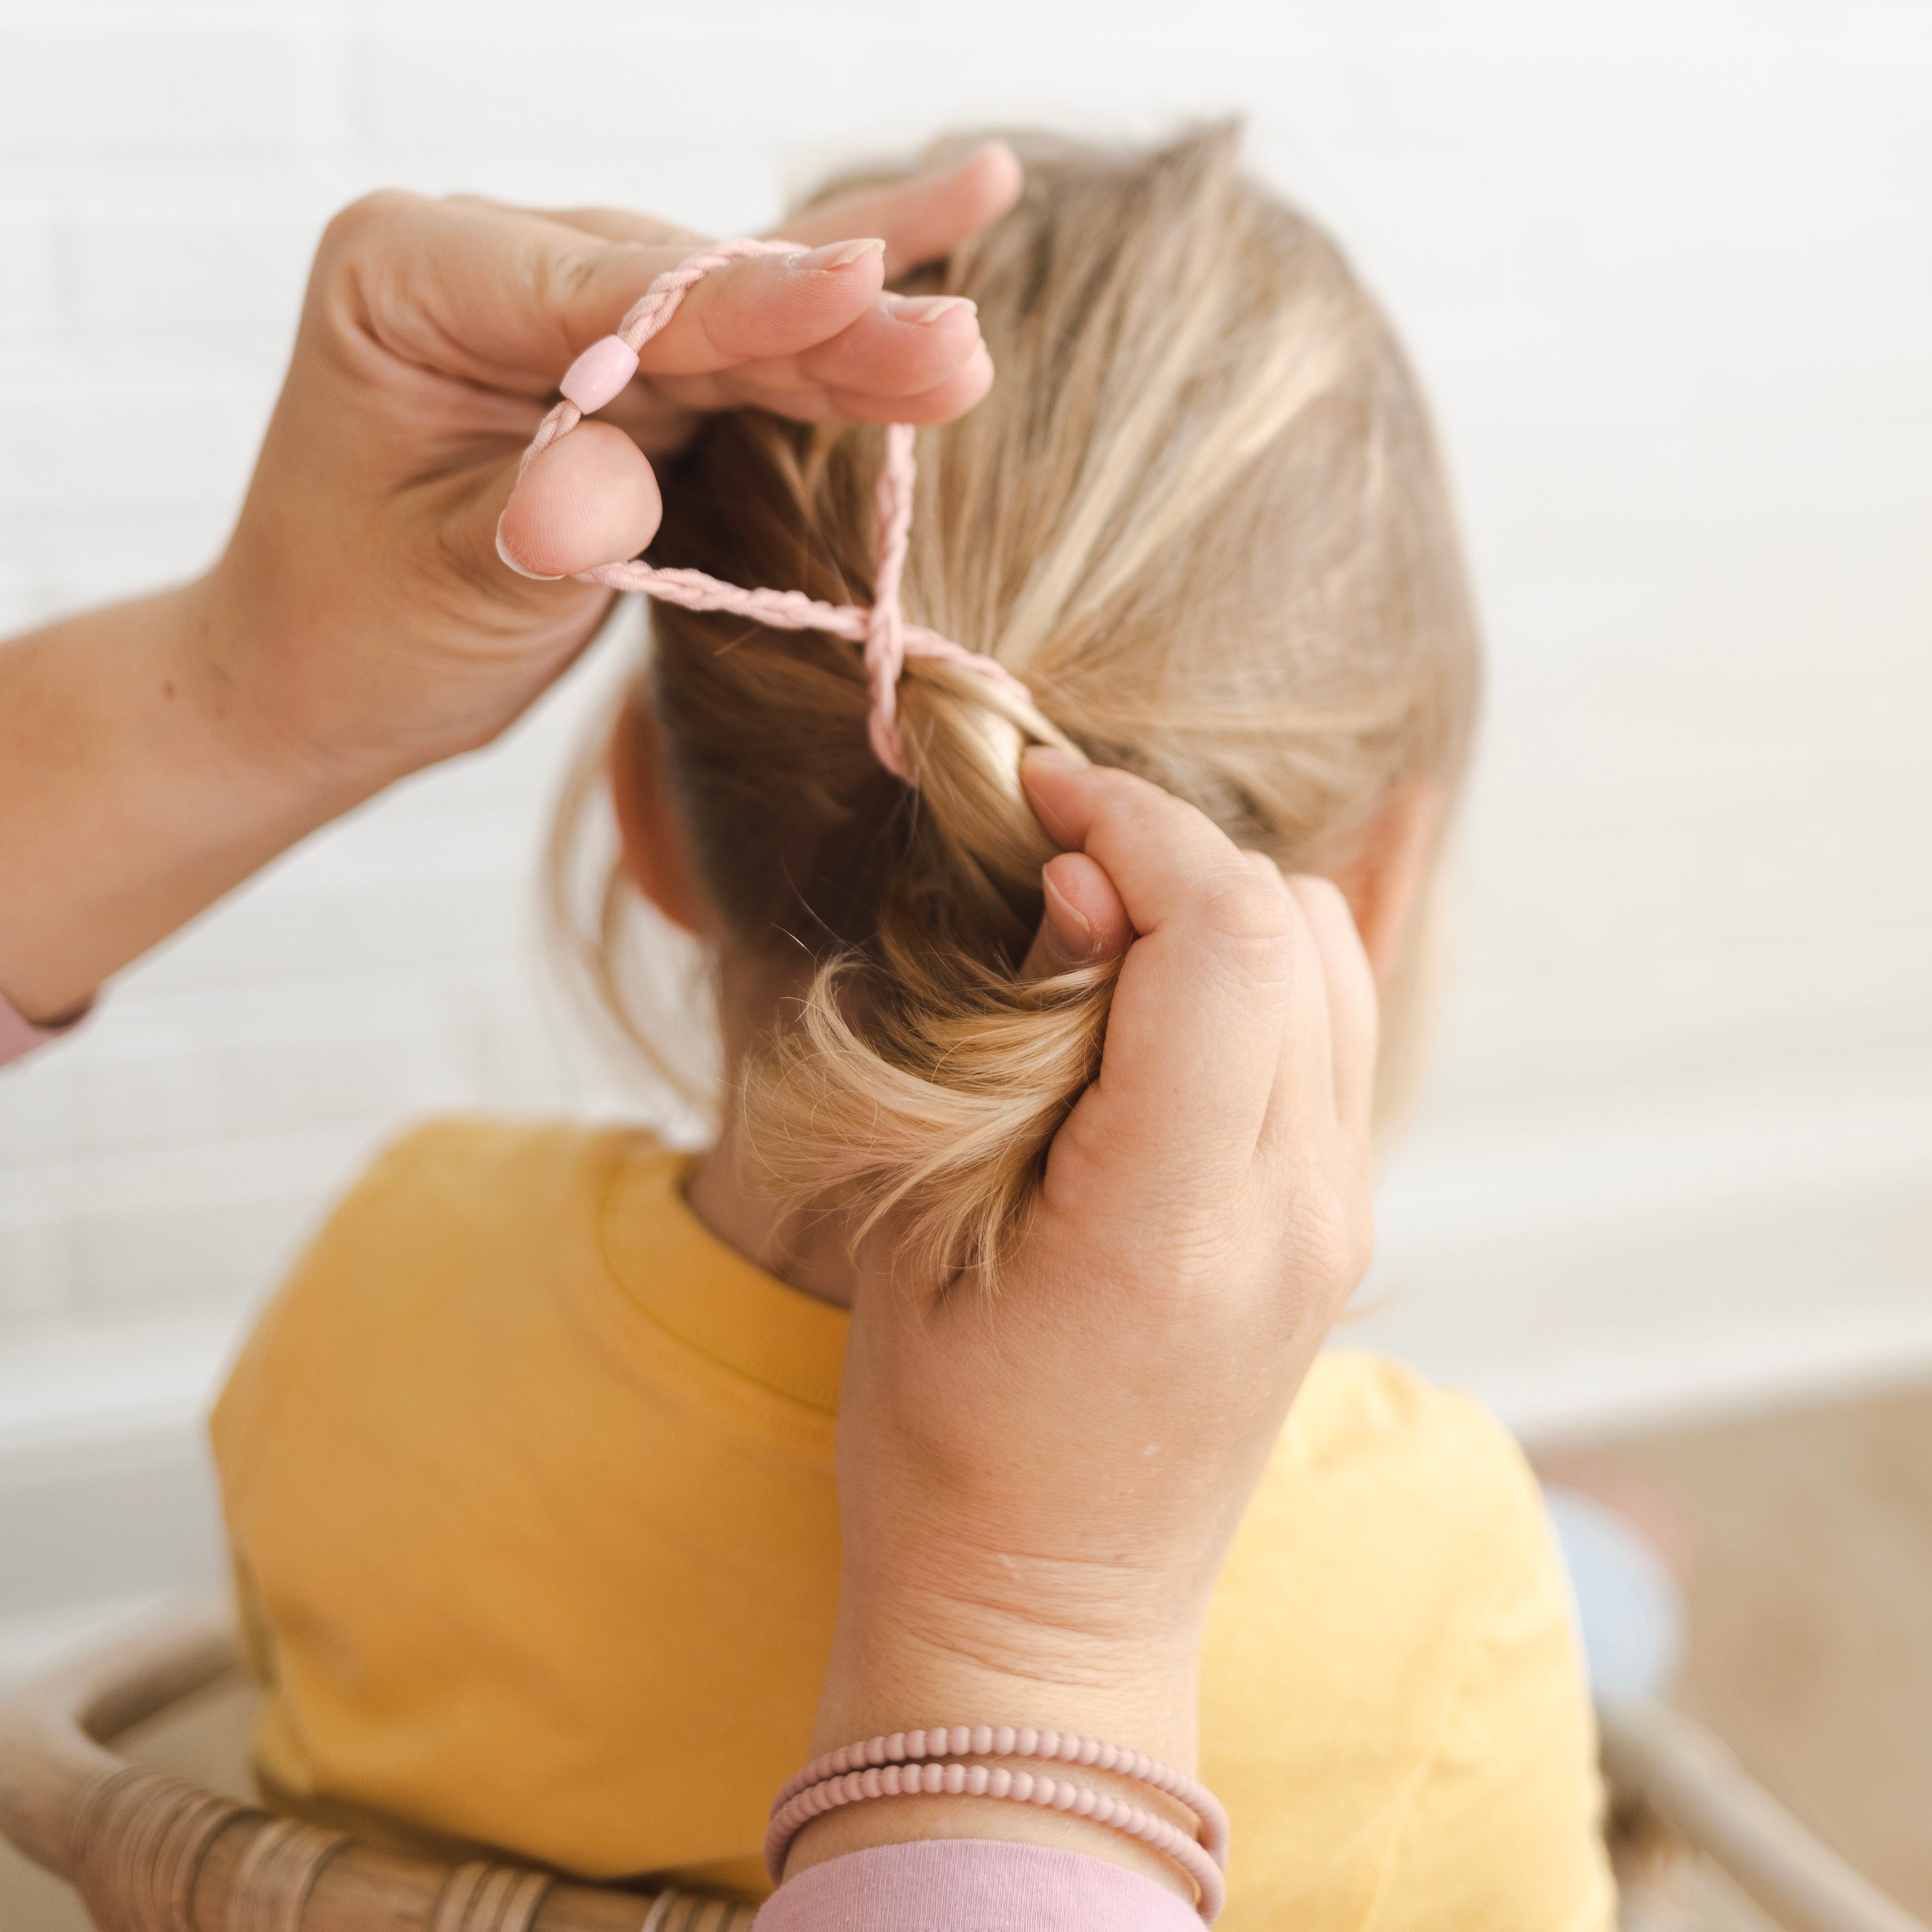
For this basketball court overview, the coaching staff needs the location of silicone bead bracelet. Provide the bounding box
[770,1726,1228,1864]
[763,1761,1227,1922]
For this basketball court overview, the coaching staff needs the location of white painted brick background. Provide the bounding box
[1,0,1929,1467]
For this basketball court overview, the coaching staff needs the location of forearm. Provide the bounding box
[0,579,368,1021]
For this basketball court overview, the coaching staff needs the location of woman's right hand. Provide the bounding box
[0,149,1020,1025]
[796,749,1380,1887]
[210,146,1018,799]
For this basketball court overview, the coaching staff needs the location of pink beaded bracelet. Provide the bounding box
[771,1726,1229,1862]
[766,1728,1230,1923]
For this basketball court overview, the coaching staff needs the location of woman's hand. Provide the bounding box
[209,144,1019,792]
[795,750,1379,1894]
[0,148,1020,1022]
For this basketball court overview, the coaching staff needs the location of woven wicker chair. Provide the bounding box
[3,1600,1926,1932]
[0,1598,753,1932]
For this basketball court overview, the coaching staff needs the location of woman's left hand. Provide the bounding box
[795,752,1380,1894]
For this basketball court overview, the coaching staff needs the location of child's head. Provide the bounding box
[567,125,1479,1283]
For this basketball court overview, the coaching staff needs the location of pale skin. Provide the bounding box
[612,697,1439,1899]
[1,145,1419,1909]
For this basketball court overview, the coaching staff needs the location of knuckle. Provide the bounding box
[320,188,417,259]
[1297,1210,1365,1306]
[1279,1153,1376,1298]
[546,238,614,312]
[1198,871,1297,950]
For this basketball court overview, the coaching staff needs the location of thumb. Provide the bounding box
[492,423,663,580]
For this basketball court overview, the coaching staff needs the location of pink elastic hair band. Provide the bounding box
[513,237,1037,785]
[766,1727,1229,1921]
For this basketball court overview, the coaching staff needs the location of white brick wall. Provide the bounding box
[2,0,1930,1656]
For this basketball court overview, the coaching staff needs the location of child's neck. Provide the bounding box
[682,948,863,1311]
[686,1109,861,1310]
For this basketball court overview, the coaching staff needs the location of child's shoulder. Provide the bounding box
[1216,1345,1563,1686]
[291,1110,677,1319]
[210,1115,667,1454]
[1286,1348,1541,1520]
[1204,1352,1607,1929]
[327,1111,660,1234]
[1255,1346,1553,1579]
[280,1112,674,1285]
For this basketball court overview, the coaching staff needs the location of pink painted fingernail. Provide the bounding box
[788,237,886,272]
[883,294,978,326]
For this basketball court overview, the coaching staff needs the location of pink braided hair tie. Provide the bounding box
[765,1726,1230,1922]
[515,238,1036,785]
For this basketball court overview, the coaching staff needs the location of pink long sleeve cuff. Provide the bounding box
[753,1842,1202,1931]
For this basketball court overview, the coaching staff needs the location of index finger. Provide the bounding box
[316,192,886,395]
[782,143,1024,280]
[1023,750,1297,1175]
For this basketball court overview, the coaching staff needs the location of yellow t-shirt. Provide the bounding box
[210,1117,1613,1930]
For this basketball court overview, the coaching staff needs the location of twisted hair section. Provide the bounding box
[564,124,1480,1286]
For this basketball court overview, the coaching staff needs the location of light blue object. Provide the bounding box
[1541,1483,1688,1703]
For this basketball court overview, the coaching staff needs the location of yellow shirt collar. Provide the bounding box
[599,1148,848,1416]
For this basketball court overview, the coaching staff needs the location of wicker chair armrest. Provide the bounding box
[0,1598,752,1932]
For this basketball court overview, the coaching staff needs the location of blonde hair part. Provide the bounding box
[556,125,1480,1286]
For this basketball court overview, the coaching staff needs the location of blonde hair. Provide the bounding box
[556,126,1479,1285]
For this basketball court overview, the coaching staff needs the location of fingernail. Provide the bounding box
[883,293,978,326]
[1022,746,1082,776]
[495,513,564,582]
[1042,872,1097,962]
[788,237,886,272]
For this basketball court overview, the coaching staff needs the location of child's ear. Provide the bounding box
[1325,780,1445,988]
[608,691,709,936]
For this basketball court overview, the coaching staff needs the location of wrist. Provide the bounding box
[181,562,401,813]
[788,1589,1206,1903]
[814,1585,1201,1766]
[0,579,378,1020]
